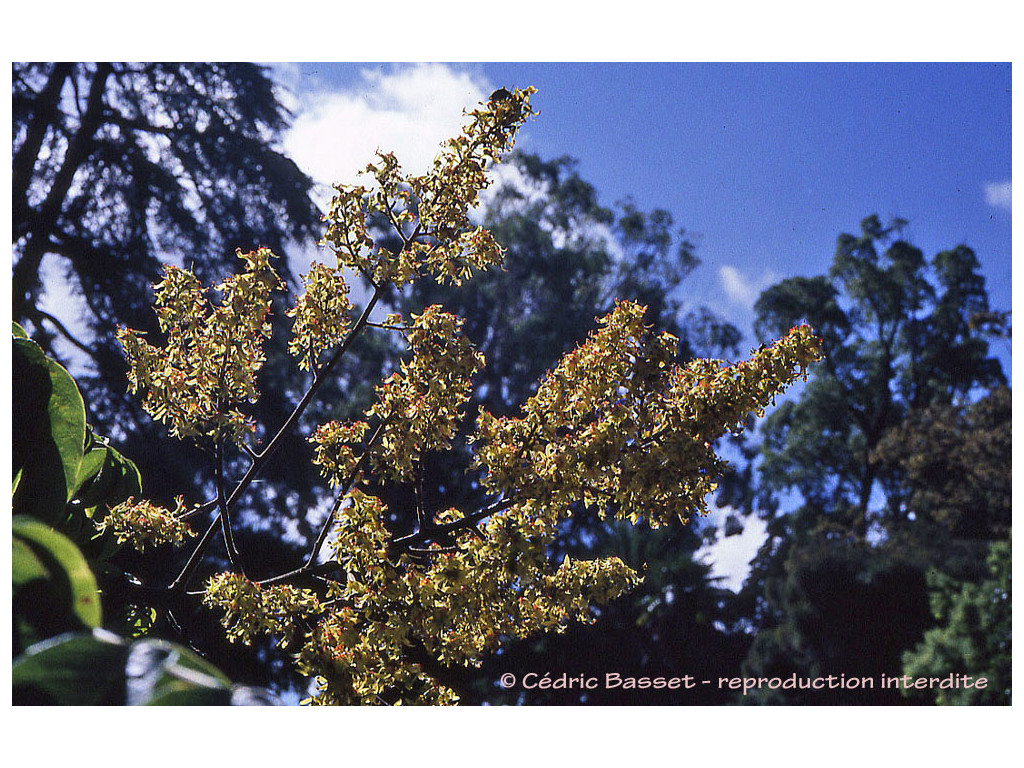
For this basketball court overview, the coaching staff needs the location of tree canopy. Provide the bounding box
[13,63,322,343]
[738,215,1010,704]
[12,85,822,705]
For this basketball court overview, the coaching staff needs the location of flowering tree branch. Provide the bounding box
[107,87,822,704]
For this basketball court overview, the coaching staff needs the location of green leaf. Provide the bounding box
[12,537,51,586]
[12,516,103,632]
[12,337,88,524]
[12,630,131,705]
[125,639,233,705]
[109,448,144,501]
[12,632,244,705]
[73,447,118,511]
[12,321,28,338]
[73,445,110,502]
[73,431,143,509]
[44,357,88,502]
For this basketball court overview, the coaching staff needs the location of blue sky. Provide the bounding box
[272,61,1012,588]
[280,62,1012,339]
[484,62,1012,327]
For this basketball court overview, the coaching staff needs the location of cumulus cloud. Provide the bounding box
[984,180,1011,210]
[719,265,778,308]
[282,63,493,206]
[698,508,767,592]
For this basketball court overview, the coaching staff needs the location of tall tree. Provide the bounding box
[12,62,326,691]
[901,536,1011,705]
[736,215,1009,704]
[12,62,326,517]
[13,63,322,344]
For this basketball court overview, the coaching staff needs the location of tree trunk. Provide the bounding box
[13,63,114,325]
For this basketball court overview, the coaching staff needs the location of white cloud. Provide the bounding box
[282,63,493,207]
[719,265,778,308]
[984,180,1011,210]
[697,508,767,592]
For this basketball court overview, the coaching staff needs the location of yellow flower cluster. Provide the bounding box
[117,248,284,447]
[473,301,822,527]
[287,490,641,704]
[321,87,536,288]
[310,420,370,487]
[366,306,483,482]
[115,86,823,705]
[94,497,195,551]
[308,305,483,487]
[287,262,354,371]
[203,572,321,650]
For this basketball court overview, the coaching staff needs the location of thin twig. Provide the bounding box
[215,438,243,573]
[166,281,386,593]
[391,496,516,553]
[254,560,343,589]
[304,418,388,569]
[414,458,426,532]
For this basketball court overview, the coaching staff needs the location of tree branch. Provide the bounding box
[390,496,516,555]
[304,418,388,570]
[14,63,113,320]
[167,276,386,592]
[35,308,94,358]
[215,439,244,573]
[13,63,73,225]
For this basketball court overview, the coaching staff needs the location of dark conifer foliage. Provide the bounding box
[14,63,322,342]
[12,62,324,511]
[12,63,325,691]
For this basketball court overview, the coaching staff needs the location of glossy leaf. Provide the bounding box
[74,442,142,510]
[12,336,87,524]
[12,632,260,705]
[12,516,103,636]
[13,631,131,705]
[12,537,50,586]
[73,445,110,502]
